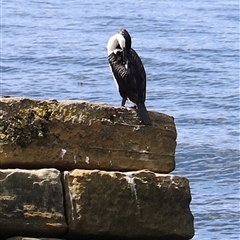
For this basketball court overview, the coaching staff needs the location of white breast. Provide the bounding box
[109,64,119,90]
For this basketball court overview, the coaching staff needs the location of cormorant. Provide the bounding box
[107,28,152,125]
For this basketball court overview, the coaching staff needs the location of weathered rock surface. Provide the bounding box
[63,169,194,239]
[0,169,67,238]
[0,97,177,173]
[0,97,194,239]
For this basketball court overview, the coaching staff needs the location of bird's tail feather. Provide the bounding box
[137,103,152,125]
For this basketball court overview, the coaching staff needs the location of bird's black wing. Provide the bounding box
[108,52,127,81]
[126,48,147,104]
[127,49,151,125]
[108,51,130,101]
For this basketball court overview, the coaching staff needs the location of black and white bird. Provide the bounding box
[107,28,152,125]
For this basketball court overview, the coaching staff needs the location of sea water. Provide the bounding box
[1,0,239,239]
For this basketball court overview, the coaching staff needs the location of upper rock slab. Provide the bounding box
[0,97,177,173]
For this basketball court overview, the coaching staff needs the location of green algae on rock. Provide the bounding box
[1,108,51,147]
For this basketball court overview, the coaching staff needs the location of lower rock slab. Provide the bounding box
[0,169,67,238]
[63,169,194,239]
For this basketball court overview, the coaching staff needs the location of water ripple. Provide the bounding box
[2,0,239,239]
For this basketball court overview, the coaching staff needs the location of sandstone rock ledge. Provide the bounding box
[0,97,194,240]
[0,97,176,173]
[0,168,194,240]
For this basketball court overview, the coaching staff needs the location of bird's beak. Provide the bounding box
[123,47,128,64]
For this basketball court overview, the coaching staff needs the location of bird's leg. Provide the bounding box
[121,98,127,107]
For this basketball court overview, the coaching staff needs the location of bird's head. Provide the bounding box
[107,28,132,64]
[118,28,131,52]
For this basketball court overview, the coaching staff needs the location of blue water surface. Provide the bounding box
[1,0,240,239]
